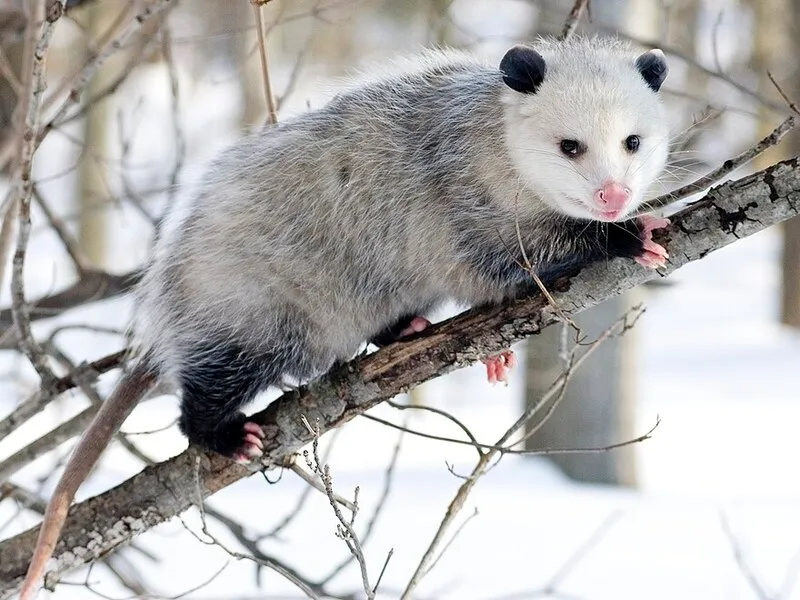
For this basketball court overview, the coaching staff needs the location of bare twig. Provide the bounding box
[642,117,796,211]
[302,416,375,599]
[191,462,323,600]
[720,512,772,600]
[0,0,177,174]
[258,428,342,543]
[252,0,278,125]
[318,425,405,586]
[288,459,357,513]
[32,186,91,273]
[0,348,127,439]
[400,307,643,599]
[10,0,65,389]
[559,0,590,41]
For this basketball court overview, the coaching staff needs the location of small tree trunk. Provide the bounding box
[782,0,800,328]
[748,0,798,328]
[523,294,639,485]
[76,2,112,268]
[521,0,653,487]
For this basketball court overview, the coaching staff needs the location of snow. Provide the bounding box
[2,7,800,599]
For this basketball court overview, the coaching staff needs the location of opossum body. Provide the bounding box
[21,37,670,599]
[133,37,670,459]
[155,39,669,452]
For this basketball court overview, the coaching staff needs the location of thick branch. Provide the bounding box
[1,156,800,595]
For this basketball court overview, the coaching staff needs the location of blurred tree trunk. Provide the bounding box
[782,0,800,328]
[0,0,23,153]
[75,2,113,268]
[521,0,664,486]
[747,0,798,328]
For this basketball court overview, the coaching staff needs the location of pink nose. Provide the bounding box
[594,182,630,212]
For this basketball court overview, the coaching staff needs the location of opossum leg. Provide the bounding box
[178,341,285,460]
[370,315,431,347]
[603,215,670,269]
[483,350,516,384]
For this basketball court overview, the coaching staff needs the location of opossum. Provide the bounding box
[20,36,670,598]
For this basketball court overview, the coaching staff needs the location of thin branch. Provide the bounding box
[642,116,796,211]
[559,0,590,41]
[400,308,642,599]
[32,185,91,273]
[720,512,772,600]
[10,0,66,389]
[318,425,405,586]
[288,460,357,513]
[191,462,322,600]
[302,417,374,599]
[252,0,278,125]
[0,348,127,439]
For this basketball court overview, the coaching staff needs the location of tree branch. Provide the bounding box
[1,155,799,596]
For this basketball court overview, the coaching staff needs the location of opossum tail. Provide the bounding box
[19,360,157,600]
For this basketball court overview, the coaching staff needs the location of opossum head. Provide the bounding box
[501,38,669,222]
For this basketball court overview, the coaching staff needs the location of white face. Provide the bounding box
[503,52,669,222]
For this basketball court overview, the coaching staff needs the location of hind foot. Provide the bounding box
[371,315,431,347]
[233,422,266,464]
[179,412,266,462]
[398,316,431,337]
[635,215,670,269]
[483,350,516,384]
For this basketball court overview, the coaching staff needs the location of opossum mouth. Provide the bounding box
[592,209,625,222]
[566,197,626,223]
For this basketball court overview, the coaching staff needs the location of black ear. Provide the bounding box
[636,49,668,92]
[500,45,546,94]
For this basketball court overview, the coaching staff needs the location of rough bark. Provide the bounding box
[1,156,800,596]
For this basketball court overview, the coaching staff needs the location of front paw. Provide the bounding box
[634,215,670,269]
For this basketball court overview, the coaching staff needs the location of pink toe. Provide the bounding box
[244,444,262,458]
[643,240,668,259]
[640,215,670,233]
[409,317,431,332]
[244,433,263,449]
[233,453,250,464]
[485,360,497,384]
[243,422,265,437]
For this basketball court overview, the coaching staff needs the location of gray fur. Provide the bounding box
[133,37,668,400]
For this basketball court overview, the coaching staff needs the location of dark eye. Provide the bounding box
[625,135,641,153]
[560,139,585,158]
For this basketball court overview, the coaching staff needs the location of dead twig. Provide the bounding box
[642,116,796,211]
[559,0,590,41]
[400,307,643,599]
[10,1,66,390]
[252,0,278,125]
[302,416,379,600]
